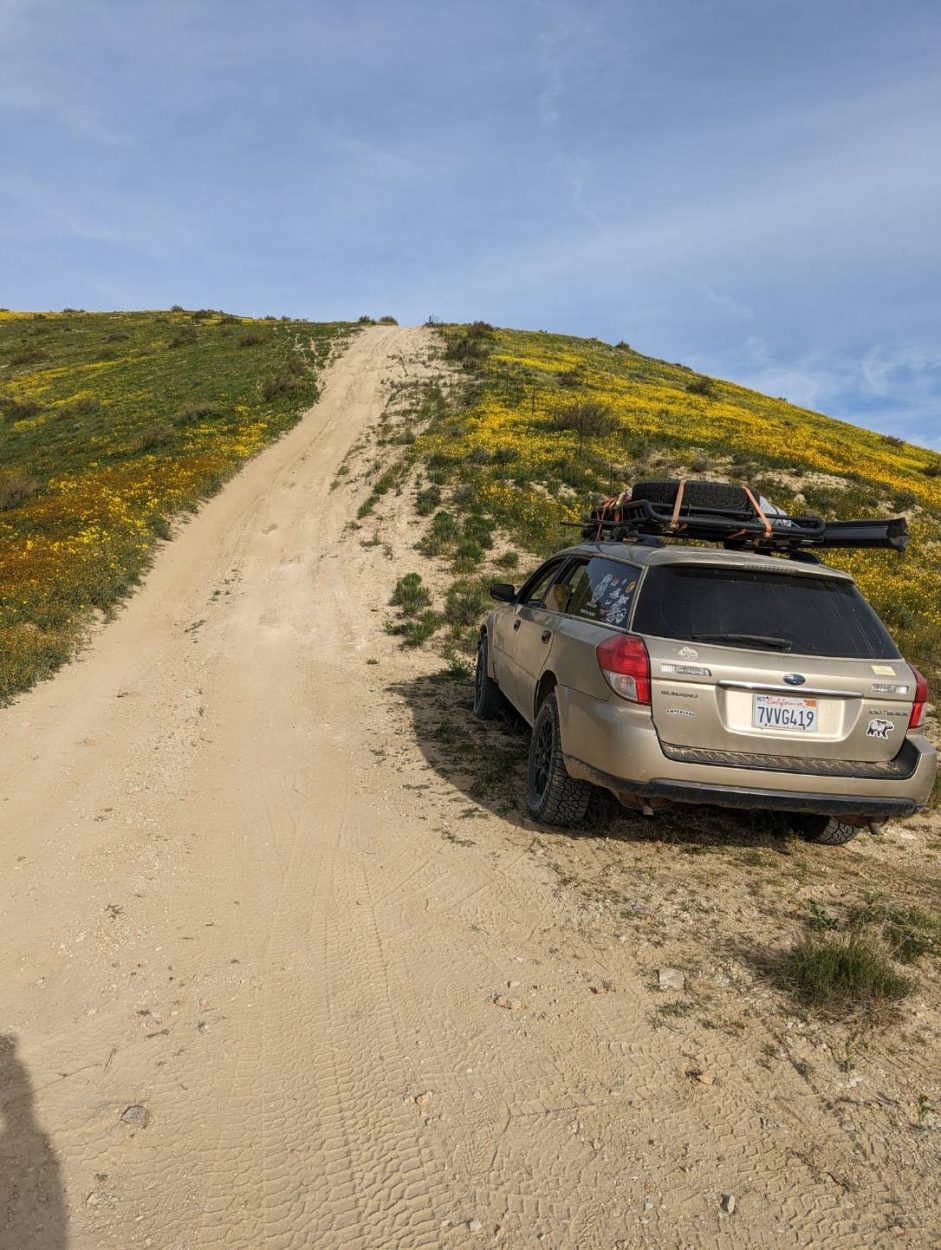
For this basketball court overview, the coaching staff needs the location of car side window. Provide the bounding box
[561,558,641,627]
[519,560,567,608]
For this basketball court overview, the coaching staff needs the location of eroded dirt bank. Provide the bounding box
[1,326,938,1250]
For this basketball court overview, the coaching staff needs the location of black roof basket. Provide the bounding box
[571,481,908,554]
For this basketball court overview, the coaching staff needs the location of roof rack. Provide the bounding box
[570,484,908,554]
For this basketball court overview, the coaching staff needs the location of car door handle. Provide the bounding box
[541,630,552,644]
[513,619,522,631]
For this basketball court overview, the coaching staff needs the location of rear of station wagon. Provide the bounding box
[481,543,936,842]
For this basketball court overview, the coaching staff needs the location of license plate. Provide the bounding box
[753,693,818,733]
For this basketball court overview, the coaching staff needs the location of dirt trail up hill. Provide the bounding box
[1,327,937,1250]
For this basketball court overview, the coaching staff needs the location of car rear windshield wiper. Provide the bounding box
[692,632,793,652]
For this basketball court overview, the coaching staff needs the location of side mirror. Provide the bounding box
[489,582,516,603]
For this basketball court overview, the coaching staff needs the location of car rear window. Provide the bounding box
[632,564,900,659]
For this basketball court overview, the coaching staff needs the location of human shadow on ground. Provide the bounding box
[0,1034,68,1250]
[391,670,798,853]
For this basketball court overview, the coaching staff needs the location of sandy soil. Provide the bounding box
[1,327,939,1250]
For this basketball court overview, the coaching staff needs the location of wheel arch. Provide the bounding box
[534,670,558,720]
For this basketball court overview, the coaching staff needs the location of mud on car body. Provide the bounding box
[474,480,936,846]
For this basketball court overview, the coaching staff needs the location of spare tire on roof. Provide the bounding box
[631,479,751,513]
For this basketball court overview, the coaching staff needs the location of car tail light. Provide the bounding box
[597,634,651,704]
[909,666,928,729]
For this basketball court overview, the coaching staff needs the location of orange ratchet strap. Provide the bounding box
[742,486,773,539]
[668,479,687,531]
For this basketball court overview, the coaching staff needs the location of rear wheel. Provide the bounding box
[792,813,860,845]
[526,694,592,826]
[473,636,507,720]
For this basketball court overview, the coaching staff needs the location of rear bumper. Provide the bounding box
[567,765,919,819]
[557,685,937,819]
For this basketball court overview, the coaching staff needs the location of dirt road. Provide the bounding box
[2,327,937,1250]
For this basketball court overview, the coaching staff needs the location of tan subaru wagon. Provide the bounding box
[476,539,935,845]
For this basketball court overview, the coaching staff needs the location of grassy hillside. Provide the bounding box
[403,324,940,681]
[0,309,354,699]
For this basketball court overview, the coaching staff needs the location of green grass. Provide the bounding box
[787,934,913,1012]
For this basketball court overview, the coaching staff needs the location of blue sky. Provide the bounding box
[2,0,939,446]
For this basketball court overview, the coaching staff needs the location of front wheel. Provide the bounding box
[792,813,860,845]
[526,693,592,826]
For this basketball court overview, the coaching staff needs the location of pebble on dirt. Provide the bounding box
[721,1193,736,1214]
[657,967,686,991]
[468,1218,483,1233]
[494,994,523,1011]
[120,1104,150,1128]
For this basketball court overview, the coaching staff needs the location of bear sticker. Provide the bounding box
[867,718,895,739]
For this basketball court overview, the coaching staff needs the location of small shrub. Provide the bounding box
[261,372,301,400]
[881,433,905,448]
[0,471,37,510]
[10,348,46,366]
[451,483,480,511]
[378,315,398,325]
[462,514,494,549]
[452,539,484,571]
[685,377,715,397]
[494,551,519,570]
[430,510,460,543]
[787,935,912,1012]
[168,327,197,348]
[170,304,185,312]
[415,484,441,516]
[56,396,101,420]
[444,578,491,627]
[387,610,440,646]
[390,573,431,615]
[133,423,175,452]
[551,401,617,448]
[175,400,225,424]
[1,398,42,421]
[444,322,495,369]
[237,331,265,347]
[558,366,584,389]
[358,315,376,325]
[491,446,518,466]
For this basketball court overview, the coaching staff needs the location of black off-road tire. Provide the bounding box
[632,479,750,513]
[473,636,507,720]
[526,693,592,826]
[792,814,861,846]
